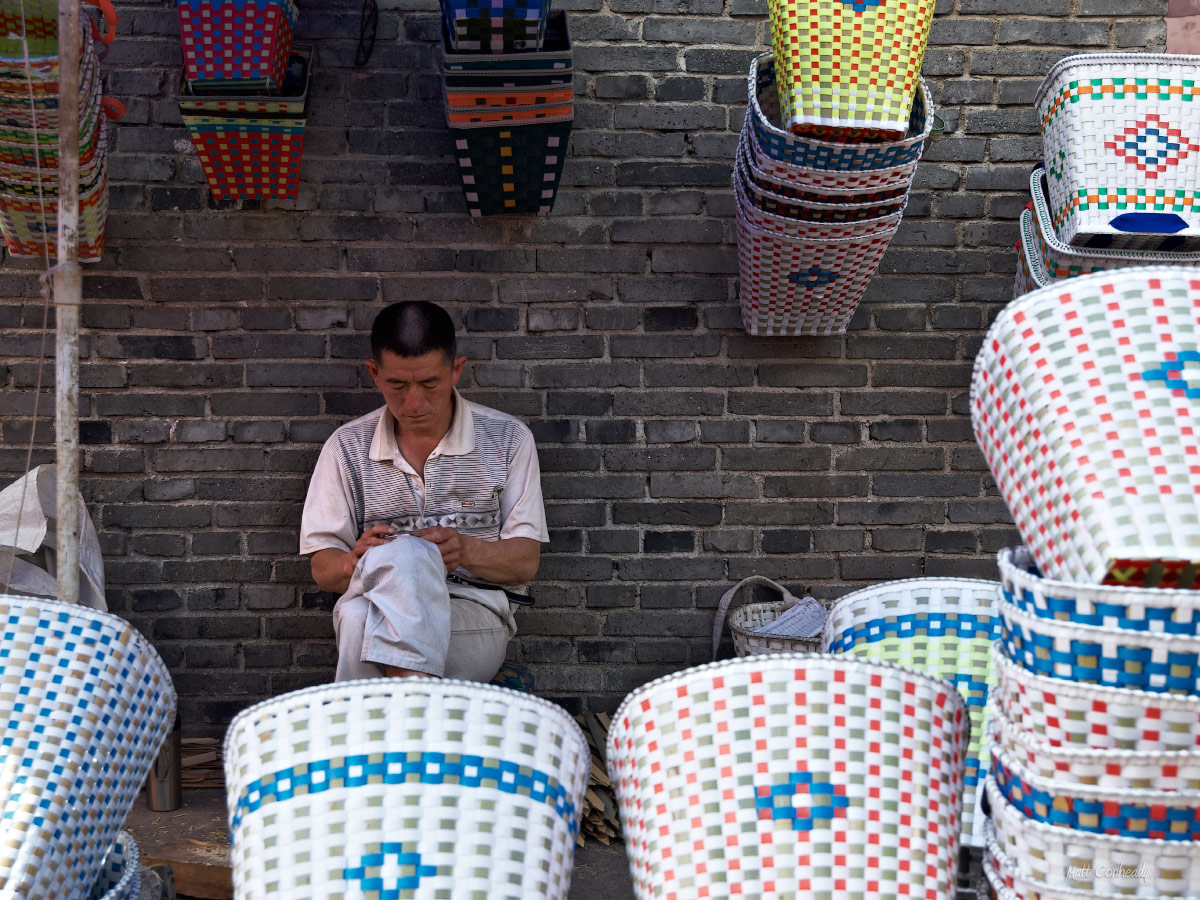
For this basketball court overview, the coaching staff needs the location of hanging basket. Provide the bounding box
[184,112,306,201]
[176,0,298,94]
[1036,53,1200,250]
[450,117,572,217]
[1014,208,1050,299]
[766,0,934,140]
[735,156,908,222]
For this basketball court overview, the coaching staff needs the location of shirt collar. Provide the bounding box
[369,389,475,469]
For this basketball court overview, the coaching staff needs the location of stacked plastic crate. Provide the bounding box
[441,0,572,216]
[736,0,937,336]
[972,267,1200,900]
[176,0,310,201]
[0,0,117,261]
[1015,55,1200,298]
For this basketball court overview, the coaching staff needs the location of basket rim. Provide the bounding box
[1018,208,1051,290]
[999,547,1200,612]
[223,676,584,765]
[735,205,901,247]
[741,118,918,187]
[1034,52,1200,116]
[991,641,1200,711]
[983,822,1152,900]
[1028,168,1200,265]
[608,651,969,743]
[1001,595,1200,650]
[728,599,824,641]
[992,705,1200,768]
[734,152,908,213]
[748,52,934,157]
[734,176,906,234]
[95,831,140,900]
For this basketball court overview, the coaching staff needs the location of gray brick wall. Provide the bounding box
[0,0,1168,728]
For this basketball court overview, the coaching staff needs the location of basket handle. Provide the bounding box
[84,0,118,45]
[711,576,802,661]
[102,97,125,121]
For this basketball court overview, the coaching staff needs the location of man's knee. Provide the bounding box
[333,594,370,652]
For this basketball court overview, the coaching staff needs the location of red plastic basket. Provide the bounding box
[184,114,305,200]
[177,0,298,94]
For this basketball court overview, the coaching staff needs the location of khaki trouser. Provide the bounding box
[331,534,515,682]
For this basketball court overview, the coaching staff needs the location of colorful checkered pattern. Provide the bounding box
[183,115,305,200]
[177,0,298,93]
[89,832,141,900]
[1014,210,1049,299]
[0,595,175,900]
[442,0,550,52]
[607,654,969,900]
[767,0,933,139]
[971,268,1200,587]
[224,679,588,900]
[453,119,571,216]
[1036,55,1200,249]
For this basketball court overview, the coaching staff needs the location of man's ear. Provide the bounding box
[365,358,380,383]
[451,354,467,384]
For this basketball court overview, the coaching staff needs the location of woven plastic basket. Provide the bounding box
[177,0,298,94]
[971,266,1200,588]
[820,577,1000,848]
[224,678,589,900]
[184,113,306,201]
[735,176,906,239]
[179,45,311,116]
[442,0,550,53]
[710,575,825,659]
[607,654,970,900]
[986,776,1200,898]
[991,709,1200,792]
[999,547,1200,637]
[442,8,570,71]
[999,595,1200,695]
[767,0,934,140]
[0,595,175,900]
[0,160,109,261]
[1015,208,1051,298]
[992,643,1200,753]
[1029,167,1200,280]
[736,157,908,223]
[1036,54,1200,250]
[90,831,140,900]
[748,53,934,171]
[450,117,572,217]
[737,205,899,335]
[741,121,916,195]
[991,736,1200,841]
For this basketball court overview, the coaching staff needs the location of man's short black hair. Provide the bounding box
[370,301,457,362]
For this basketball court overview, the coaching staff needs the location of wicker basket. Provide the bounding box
[971,266,1200,588]
[0,595,175,900]
[986,775,1200,898]
[741,121,916,196]
[999,547,1200,637]
[450,117,572,217]
[820,577,1000,848]
[736,205,899,336]
[735,175,906,239]
[1000,595,1200,695]
[747,53,933,172]
[736,156,908,223]
[184,113,306,201]
[994,734,1200,839]
[0,154,109,261]
[90,832,141,900]
[1015,208,1051,299]
[992,643,1200,753]
[710,575,825,659]
[442,9,571,71]
[767,0,934,140]
[991,708,1200,792]
[1029,167,1200,280]
[442,0,550,53]
[1036,53,1200,250]
[607,654,970,900]
[177,0,298,94]
[225,678,589,900]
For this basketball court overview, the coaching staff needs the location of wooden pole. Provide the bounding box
[54,0,81,605]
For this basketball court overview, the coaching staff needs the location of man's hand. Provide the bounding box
[344,524,398,576]
[413,526,464,574]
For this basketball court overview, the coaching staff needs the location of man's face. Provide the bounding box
[366,349,466,435]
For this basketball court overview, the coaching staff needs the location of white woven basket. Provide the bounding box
[89,832,140,900]
[1029,168,1200,280]
[0,594,175,900]
[999,595,1200,695]
[971,266,1200,588]
[991,643,1200,752]
[986,776,1200,898]
[991,708,1200,792]
[1015,208,1051,299]
[999,547,1200,636]
[1036,53,1200,250]
[734,174,907,239]
[224,678,590,900]
[820,577,1001,848]
[607,653,970,900]
[711,576,825,658]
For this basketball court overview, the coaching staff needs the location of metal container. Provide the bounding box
[146,713,182,812]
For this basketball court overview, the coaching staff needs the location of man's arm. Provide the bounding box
[413,528,540,585]
[309,524,397,595]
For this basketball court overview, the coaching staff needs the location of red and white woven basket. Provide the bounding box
[607,654,969,900]
[971,266,1200,588]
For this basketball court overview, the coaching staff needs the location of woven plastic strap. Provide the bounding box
[712,575,810,659]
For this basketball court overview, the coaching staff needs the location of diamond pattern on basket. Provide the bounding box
[232,750,579,836]
[756,767,850,829]
[343,843,440,896]
[1142,352,1200,399]
[840,0,885,9]
[1106,115,1200,179]
[788,266,839,286]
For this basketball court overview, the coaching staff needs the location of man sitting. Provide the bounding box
[299,301,548,681]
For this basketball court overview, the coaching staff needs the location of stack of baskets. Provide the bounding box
[176,0,309,201]
[972,267,1200,900]
[441,0,571,216]
[1016,54,1200,298]
[735,52,934,336]
[0,4,115,261]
